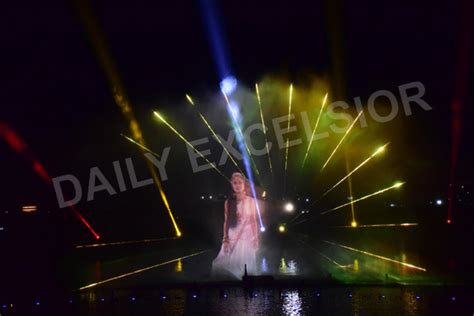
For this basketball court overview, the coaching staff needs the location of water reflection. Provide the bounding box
[279,258,298,275]
[175,258,183,272]
[261,257,268,273]
[282,290,303,315]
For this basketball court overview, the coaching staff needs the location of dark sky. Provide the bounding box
[0,0,472,240]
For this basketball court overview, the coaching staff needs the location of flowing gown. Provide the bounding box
[212,196,258,279]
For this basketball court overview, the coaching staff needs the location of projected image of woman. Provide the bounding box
[212,172,260,278]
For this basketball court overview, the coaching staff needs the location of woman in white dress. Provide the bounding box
[212,172,260,279]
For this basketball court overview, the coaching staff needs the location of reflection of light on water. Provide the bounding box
[279,258,287,273]
[175,259,182,272]
[261,257,268,273]
[278,258,298,275]
[354,259,359,271]
[282,290,302,315]
[287,260,297,274]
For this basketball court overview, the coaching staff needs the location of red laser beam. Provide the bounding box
[447,0,474,224]
[0,122,100,239]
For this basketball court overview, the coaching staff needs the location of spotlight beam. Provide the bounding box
[322,240,426,271]
[302,92,328,167]
[221,91,265,231]
[78,250,211,290]
[255,83,273,175]
[320,182,405,215]
[76,1,181,237]
[321,143,389,198]
[186,94,244,175]
[321,111,364,171]
[153,111,229,182]
[222,92,262,178]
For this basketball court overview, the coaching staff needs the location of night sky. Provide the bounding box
[1,0,473,242]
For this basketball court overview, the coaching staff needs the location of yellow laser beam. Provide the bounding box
[255,83,273,174]
[75,237,178,249]
[284,83,293,171]
[323,240,426,271]
[321,110,364,171]
[345,154,357,227]
[321,181,405,215]
[186,94,244,174]
[185,94,194,106]
[322,143,389,198]
[76,1,181,237]
[331,223,418,228]
[297,238,346,268]
[153,111,229,182]
[302,92,328,167]
[78,250,210,290]
[120,133,162,158]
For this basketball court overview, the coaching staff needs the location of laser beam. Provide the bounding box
[186,94,244,174]
[321,143,389,197]
[321,181,405,215]
[120,133,162,158]
[302,92,328,167]
[255,83,273,175]
[79,250,211,290]
[284,83,293,171]
[321,110,363,171]
[153,111,229,182]
[331,223,418,228]
[76,1,181,237]
[323,240,426,271]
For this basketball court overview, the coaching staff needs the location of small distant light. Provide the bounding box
[278,225,286,233]
[35,301,40,306]
[347,196,353,200]
[201,196,205,200]
[349,293,353,298]
[69,300,73,304]
[223,294,228,298]
[436,199,443,205]
[284,202,295,212]
[262,191,266,198]
[192,294,197,299]
[0,227,4,231]
[100,298,105,302]
[22,205,38,213]
[2,304,7,309]
[451,296,456,301]
[254,294,258,297]
[446,219,452,224]
[305,198,309,202]
[209,195,212,199]
[162,296,167,300]
[389,203,396,208]
[131,297,136,301]
[260,226,266,232]
[351,221,357,227]
[316,292,321,297]
[416,295,421,300]
[381,295,385,299]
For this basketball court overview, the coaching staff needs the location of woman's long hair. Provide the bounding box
[227,173,251,228]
